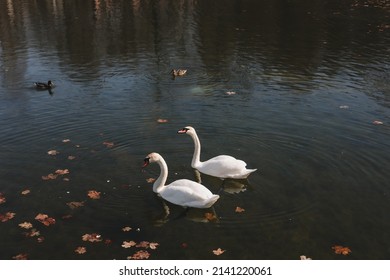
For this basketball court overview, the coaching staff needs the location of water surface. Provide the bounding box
[0,0,389,260]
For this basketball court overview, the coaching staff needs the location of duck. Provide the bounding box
[170,69,187,77]
[177,126,257,179]
[34,80,54,89]
[142,152,220,208]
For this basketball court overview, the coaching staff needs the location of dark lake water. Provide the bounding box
[0,0,389,260]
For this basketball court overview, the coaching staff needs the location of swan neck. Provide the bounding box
[191,131,201,168]
[153,158,168,193]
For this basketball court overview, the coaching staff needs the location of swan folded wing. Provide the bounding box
[161,179,218,208]
[200,155,251,178]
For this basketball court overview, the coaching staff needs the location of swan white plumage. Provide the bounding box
[142,152,220,208]
[177,126,257,179]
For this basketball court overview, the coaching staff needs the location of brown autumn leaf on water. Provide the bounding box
[146,178,156,183]
[75,247,87,255]
[62,139,71,143]
[103,141,114,148]
[127,250,150,260]
[55,169,70,175]
[235,206,245,213]
[332,245,352,255]
[213,248,226,256]
[300,255,312,260]
[47,150,59,156]
[87,190,101,199]
[66,201,85,209]
[42,173,58,180]
[149,242,159,250]
[122,226,132,232]
[24,228,40,237]
[122,241,137,248]
[205,212,218,222]
[68,155,76,160]
[13,253,28,260]
[0,212,16,222]
[21,189,30,195]
[82,233,102,242]
[35,213,56,226]
[157,119,168,123]
[0,193,5,204]
[19,222,33,229]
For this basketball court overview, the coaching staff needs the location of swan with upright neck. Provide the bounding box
[178,126,257,179]
[142,152,219,208]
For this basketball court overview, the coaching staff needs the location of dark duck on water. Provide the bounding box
[34,80,54,90]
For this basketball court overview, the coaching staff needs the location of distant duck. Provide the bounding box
[171,69,187,77]
[34,80,54,90]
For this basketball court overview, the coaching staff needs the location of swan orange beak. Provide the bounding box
[177,128,188,134]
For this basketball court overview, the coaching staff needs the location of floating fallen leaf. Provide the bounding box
[213,248,226,256]
[82,233,102,242]
[87,190,101,199]
[332,245,352,255]
[339,105,349,109]
[103,141,114,148]
[104,239,112,245]
[42,173,58,180]
[122,241,137,248]
[373,120,384,125]
[0,212,16,222]
[205,212,218,221]
[136,241,150,248]
[75,247,87,254]
[300,255,312,260]
[21,189,30,195]
[149,242,159,250]
[24,228,40,237]
[47,150,59,156]
[55,169,69,175]
[37,236,45,243]
[0,193,5,204]
[19,222,33,229]
[68,155,76,160]
[66,201,85,209]
[127,250,150,260]
[35,213,56,226]
[146,178,156,183]
[13,253,28,260]
[235,206,245,213]
[226,91,237,95]
[157,119,168,123]
[62,139,71,143]
[122,226,132,232]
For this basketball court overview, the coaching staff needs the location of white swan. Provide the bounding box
[142,152,220,208]
[177,126,257,179]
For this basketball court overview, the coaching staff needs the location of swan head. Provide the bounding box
[177,126,196,136]
[142,152,161,167]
